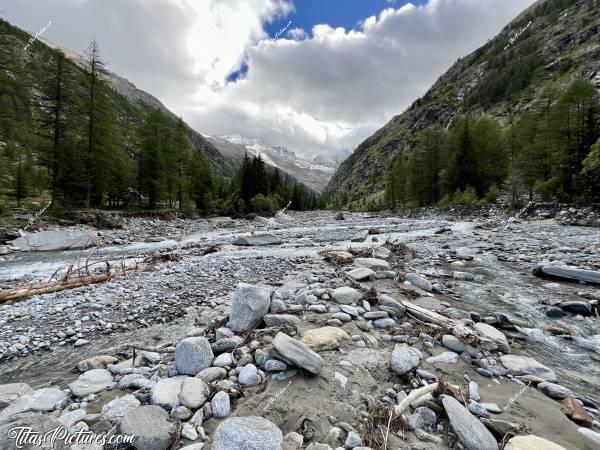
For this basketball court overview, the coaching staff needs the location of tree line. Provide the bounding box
[0,20,322,217]
[385,78,600,209]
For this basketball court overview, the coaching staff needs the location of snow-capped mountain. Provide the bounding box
[205,134,338,193]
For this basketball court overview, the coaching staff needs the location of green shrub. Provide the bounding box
[250,194,276,215]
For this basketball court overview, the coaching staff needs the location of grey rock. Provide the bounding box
[263,314,301,327]
[426,352,459,364]
[196,367,227,383]
[0,383,32,408]
[331,287,362,305]
[391,345,422,375]
[364,311,388,320]
[0,413,68,449]
[345,431,363,448]
[179,377,209,409]
[354,258,390,271]
[211,336,245,354]
[233,233,283,246]
[239,364,261,385]
[441,395,498,450]
[270,298,287,313]
[340,305,359,317]
[499,355,556,381]
[469,381,481,402]
[211,391,231,418]
[272,332,324,374]
[559,301,593,316]
[408,406,437,430]
[264,359,288,371]
[68,369,113,397]
[175,337,214,375]
[332,312,352,322]
[404,273,433,292]
[377,295,406,318]
[373,318,396,328]
[212,416,283,450]
[228,283,271,332]
[151,377,185,410]
[347,267,375,281]
[77,355,118,372]
[102,394,141,420]
[442,335,466,353]
[213,352,233,368]
[9,228,98,252]
[537,382,574,400]
[474,323,511,353]
[118,374,155,390]
[118,405,175,450]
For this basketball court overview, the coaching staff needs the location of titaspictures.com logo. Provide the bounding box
[7,426,136,448]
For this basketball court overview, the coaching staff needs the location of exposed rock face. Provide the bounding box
[500,355,556,381]
[272,332,324,374]
[233,233,283,246]
[211,416,283,450]
[68,369,113,397]
[175,337,214,375]
[391,345,422,375]
[228,283,271,332]
[118,405,175,450]
[302,327,350,351]
[441,395,499,450]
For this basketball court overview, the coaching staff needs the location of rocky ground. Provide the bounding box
[0,211,599,449]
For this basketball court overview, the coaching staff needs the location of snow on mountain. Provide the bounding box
[206,134,337,193]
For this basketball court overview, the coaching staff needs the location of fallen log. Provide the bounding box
[533,265,600,286]
[393,382,439,418]
[0,273,113,303]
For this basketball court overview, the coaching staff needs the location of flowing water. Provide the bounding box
[1,213,599,404]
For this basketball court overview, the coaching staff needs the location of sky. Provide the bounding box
[1,0,536,161]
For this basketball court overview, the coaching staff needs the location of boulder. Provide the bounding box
[426,352,459,364]
[228,283,271,332]
[179,377,209,409]
[404,273,433,292]
[504,435,566,450]
[239,364,262,385]
[442,335,466,353]
[9,228,98,252]
[347,267,375,281]
[372,246,391,259]
[559,301,593,316]
[474,323,511,353]
[68,369,113,397]
[302,327,350,351]
[331,287,362,305]
[263,314,301,327]
[273,332,324,374]
[102,394,141,420]
[499,355,556,381]
[118,405,175,450]
[378,295,407,318]
[0,383,32,408]
[391,345,422,375]
[233,233,282,246]
[578,428,600,445]
[354,258,390,271]
[175,337,214,375]
[561,398,593,427]
[0,413,68,449]
[211,391,231,418]
[441,395,499,450]
[212,416,283,450]
[150,377,185,410]
[533,265,600,286]
[0,387,67,422]
[537,382,574,400]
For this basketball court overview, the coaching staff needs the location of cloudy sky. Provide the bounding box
[2,0,536,160]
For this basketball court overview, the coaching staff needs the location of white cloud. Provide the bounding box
[4,0,536,159]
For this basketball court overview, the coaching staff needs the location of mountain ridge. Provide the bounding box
[326,0,600,206]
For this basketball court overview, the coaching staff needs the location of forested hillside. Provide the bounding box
[0,19,318,216]
[326,0,600,210]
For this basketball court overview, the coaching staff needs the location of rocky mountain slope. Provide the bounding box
[206,134,338,192]
[326,0,600,204]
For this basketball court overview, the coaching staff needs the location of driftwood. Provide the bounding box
[393,382,439,418]
[0,252,178,304]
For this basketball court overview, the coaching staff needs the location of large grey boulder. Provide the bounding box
[9,228,98,252]
[212,416,283,450]
[331,287,362,305]
[228,283,271,332]
[500,355,556,381]
[233,233,282,246]
[272,332,324,374]
[378,294,407,318]
[0,387,67,423]
[504,435,566,450]
[150,377,185,410]
[118,405,175,450]
[536,382,574,400]
[68,369,113,397]
[391,345,422,375]
[347,267,375,281]
[474,323,511,353]
[441,395,498,450]
[175,337,214,375]
[0,413,69,449]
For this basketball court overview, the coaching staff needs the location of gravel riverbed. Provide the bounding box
[0,211,599,449]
